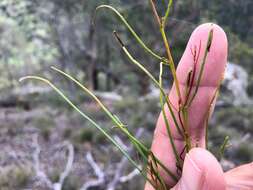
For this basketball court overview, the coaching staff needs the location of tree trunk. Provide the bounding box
[87,22,98,90]
[105,41,111,91]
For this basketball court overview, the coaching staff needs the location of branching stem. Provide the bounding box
[149,0,182,104]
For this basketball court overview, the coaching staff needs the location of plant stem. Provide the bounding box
[95,5,165,62]
[204,78,223,149]
[114,31,181,182]
[160,28,182,103]
[163,0,173,28]
[160,63,183,169]
[51,67,150,159]
[149,152,168,190]
[188,28,214,106]
[51,67,178,183]
[149,0,182,105]
[19,76,144,176]
[114,31,183,138]
[181,107,191,151]
[122,44,183,175]
[218,136,229,161]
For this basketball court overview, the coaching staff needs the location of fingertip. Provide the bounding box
[191,23,228,47]
[177,22,228,87]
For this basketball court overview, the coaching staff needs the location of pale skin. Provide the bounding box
[145,23,253,190]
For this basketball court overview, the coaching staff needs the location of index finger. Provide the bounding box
[147,23,228,188]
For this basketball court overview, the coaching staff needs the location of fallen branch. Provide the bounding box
[119,167,141,183]
[32,134,54,189]
[32,134,74,190]
[80,152,105,190]
[54,142,74,190]
[107,128,143,190]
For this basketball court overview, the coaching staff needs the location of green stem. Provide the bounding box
[159,63,183,170]
[204,80,222,149]
[162,0,173,28]
[120,44,183,138]
[51,66,178,183]
[114,32,180,182]
[95,5,165,62]
[182,107,191,151]
[160,27,182,104]
[218,136,229,161]
[149,153,168,190]
[188,28,214,106]
[19,76,142,173]
[50,67,150,159]
[149,0,182,104]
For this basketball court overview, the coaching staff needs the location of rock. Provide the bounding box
[94,91,123,101]
[223,62,252,106]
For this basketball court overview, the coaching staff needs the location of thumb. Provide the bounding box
[173,148,226,190]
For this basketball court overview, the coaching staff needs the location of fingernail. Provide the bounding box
[180,154,203,190]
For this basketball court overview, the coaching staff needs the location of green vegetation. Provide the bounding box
[0,165,32,189]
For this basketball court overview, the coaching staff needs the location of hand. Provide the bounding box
[145,23,253,190]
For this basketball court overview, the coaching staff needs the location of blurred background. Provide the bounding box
[0,0,252,189]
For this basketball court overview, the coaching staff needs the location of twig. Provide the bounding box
[95,5,164,62]
[80,129,144,190]
[119,167,141,183]
[32,134,74,190]
[107,128,144,190]
[54,142,74,190]
[114,135,129,151]
[149,0,182,103]
[80,152,105,190]
[149,0,161,26]
[20,76,142,175]
[32,134,54,189]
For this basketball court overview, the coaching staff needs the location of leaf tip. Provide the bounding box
[113,30,125,47]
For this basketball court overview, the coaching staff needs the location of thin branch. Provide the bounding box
[159,63,183,170]
[51,67,150,164]
[20,76,142,177]
[188,28,214,106]
[114,135,129,151]
[119,168,141,183]
[80,152,105,190]
[32,134,75,190]
[32,134,54,189]
[95,5,164,62]
[163,0,173,27]
[107,128,144,190]
[54,142,74,190]
[149,0,161,26]
[113,31,183,138]
[149,0,182,103]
